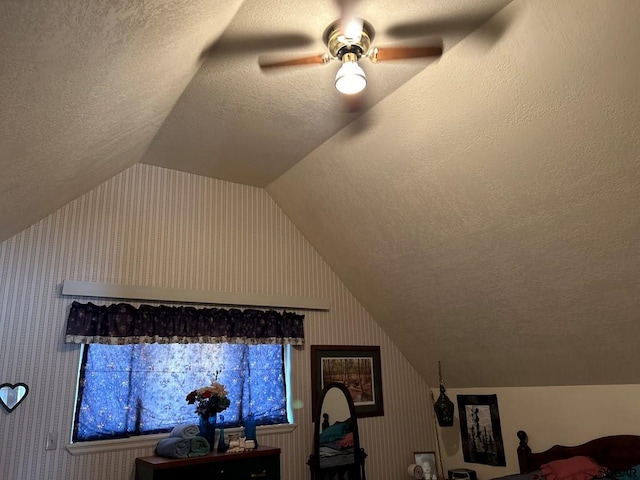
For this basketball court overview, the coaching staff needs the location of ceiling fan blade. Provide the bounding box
[201,33,315,59]
[335,0,363,41]
[341,91,366,113]
[259,54,330,69]
[385,3,516,44]
[369,45,443,62]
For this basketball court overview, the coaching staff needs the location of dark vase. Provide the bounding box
[217,414,228,453]
[198,413,217,452]
[244,413,258,448]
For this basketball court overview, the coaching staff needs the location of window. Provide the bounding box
[73,342,288,442]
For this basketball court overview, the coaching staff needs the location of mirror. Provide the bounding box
[0,383,29,413]
[308,382,366,480]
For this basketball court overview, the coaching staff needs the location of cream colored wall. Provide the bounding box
[434,386,640,480]
[0,163,436,480]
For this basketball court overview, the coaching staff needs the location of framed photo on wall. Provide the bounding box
[310,345,384,419]
[414,451,438,480]
[457,394,506,466]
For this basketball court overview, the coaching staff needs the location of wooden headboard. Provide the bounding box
[517,430,640,474]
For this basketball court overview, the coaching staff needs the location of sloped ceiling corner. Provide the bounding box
[0,0,243,242]
[140,0,513,187]
[267,0,640,388]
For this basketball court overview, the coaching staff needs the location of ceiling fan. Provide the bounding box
[258,0,443,97]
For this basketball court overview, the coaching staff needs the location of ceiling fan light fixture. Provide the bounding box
[335,53,366,95]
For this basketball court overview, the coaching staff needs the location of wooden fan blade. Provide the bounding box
[342,91,366,113]
[259,54,329,69]
[370,45,443,62]
[335,0,362,41]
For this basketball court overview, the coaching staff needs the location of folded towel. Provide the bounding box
[155,437,190,459]
[169,424,200,438]
[189,436,210,457]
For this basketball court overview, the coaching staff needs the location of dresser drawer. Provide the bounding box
[135,446,281,480]
[231,453,279,479]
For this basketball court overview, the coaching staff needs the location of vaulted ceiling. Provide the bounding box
[2,0,639,388]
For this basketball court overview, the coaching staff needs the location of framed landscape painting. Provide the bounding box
[310,345,384,418]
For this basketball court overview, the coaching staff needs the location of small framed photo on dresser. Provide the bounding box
[414,451,438,480]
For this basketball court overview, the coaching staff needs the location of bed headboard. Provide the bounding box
[517,430,640,474]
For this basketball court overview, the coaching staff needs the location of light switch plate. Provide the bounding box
[45,432,57,451]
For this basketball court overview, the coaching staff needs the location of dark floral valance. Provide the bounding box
[65,301,305,346]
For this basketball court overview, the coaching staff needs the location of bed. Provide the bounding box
[516,430,640,479]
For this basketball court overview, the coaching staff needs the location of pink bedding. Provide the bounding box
[541,456,603,480]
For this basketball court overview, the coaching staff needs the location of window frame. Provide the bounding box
[66,343,297,455]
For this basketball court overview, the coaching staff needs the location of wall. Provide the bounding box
[0,163,436,480]
[435,386,640,480]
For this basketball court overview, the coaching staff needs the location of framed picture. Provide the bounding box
[414,451,438,480]
[457,394,506,466]
[310,345,384,418]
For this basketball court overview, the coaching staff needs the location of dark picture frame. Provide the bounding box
[457,394,506,466]
[311,345,384,419]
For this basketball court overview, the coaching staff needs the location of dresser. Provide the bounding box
[135,446,281,480]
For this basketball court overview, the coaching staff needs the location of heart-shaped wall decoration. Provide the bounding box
[0,383,29,413]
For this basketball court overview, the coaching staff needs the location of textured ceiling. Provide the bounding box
[2,0,640,388]
[268,0,640,387]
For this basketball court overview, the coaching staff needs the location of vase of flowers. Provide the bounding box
[198,413,217,452]
[186,373,230,452]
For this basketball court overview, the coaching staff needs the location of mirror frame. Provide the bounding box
[0,382,29,413]
[311,381,365,479]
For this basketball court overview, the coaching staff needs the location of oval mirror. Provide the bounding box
[0,383,29,413]
[309,382,366,480]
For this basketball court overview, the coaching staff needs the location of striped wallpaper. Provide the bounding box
[0,163,436,480]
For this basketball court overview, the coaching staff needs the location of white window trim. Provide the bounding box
[66,423,297,455]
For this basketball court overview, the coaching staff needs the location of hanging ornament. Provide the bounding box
[433,361,454,427]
